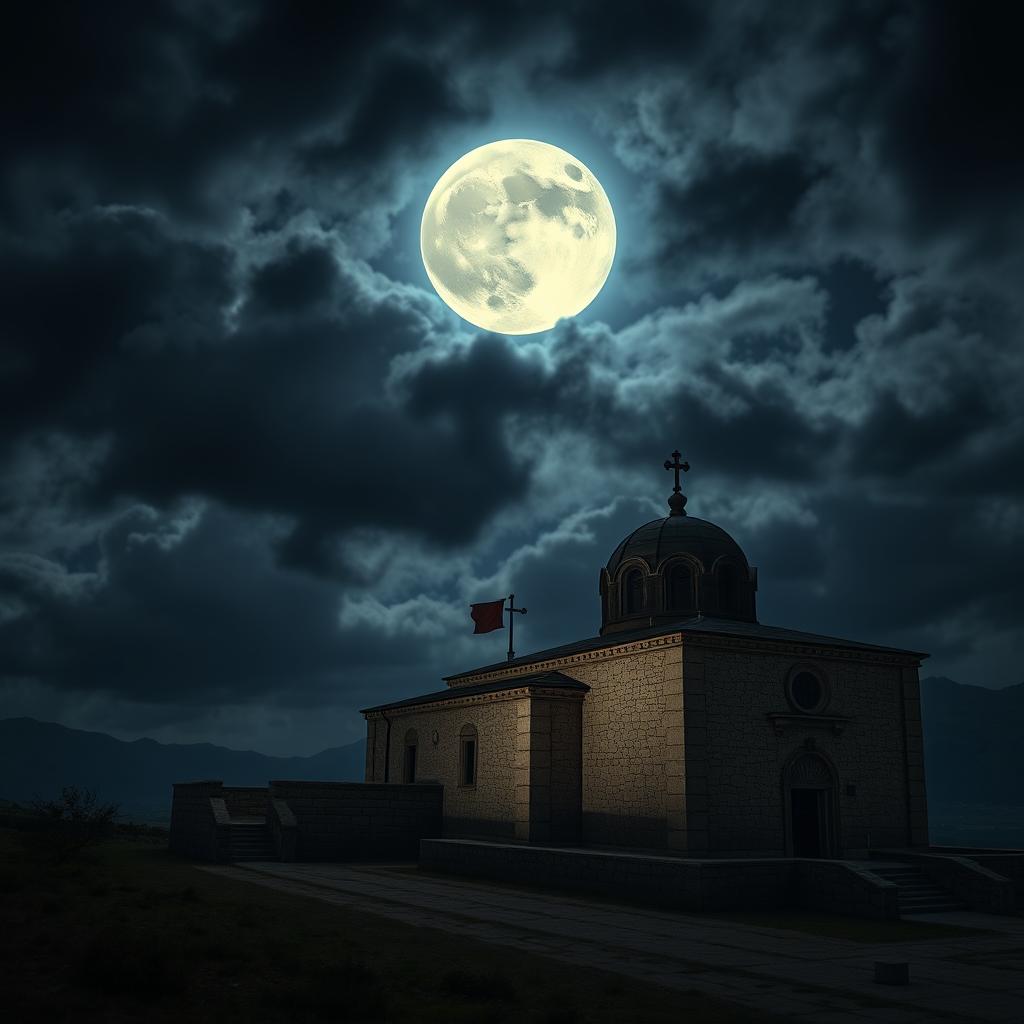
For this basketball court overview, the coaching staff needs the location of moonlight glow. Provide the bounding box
[421,139,616,334]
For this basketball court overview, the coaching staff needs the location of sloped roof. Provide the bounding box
[361,670,588,715]
[444,616,927,681]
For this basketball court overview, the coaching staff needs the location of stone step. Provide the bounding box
[229,821,274,862]
[869,864,966,915]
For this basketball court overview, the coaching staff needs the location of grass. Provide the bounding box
[0,829,778,1023]
[710,909,994,943]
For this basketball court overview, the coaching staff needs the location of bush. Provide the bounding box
[31,786,120,861]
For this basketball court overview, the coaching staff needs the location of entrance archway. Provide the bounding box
[783,751,838,858]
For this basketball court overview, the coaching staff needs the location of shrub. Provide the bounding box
[31,786,120,861]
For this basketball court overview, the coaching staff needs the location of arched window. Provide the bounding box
[667,563,694,611]
[623,569,644,615]
[403,728,418,784]
[717,563,738,614]
[459,724,478,787]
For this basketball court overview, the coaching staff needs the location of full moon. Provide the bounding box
[421,139,616,335]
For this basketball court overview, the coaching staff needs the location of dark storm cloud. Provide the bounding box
[0,0,486,229]
[656,151,821,271]
[0,209,234,439]
[877,2,1024,233]
[0,502,434,706]
[2,0,1022,753]
[554,0,710,76]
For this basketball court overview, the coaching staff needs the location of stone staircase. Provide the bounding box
[229,817,276,862]
[870,863,965,914]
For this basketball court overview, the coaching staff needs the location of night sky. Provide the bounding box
[2,1,1022,756]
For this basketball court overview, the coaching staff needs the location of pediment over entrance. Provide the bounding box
[787,752,834,788]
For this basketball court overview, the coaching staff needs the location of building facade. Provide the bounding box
[362,462,929,858]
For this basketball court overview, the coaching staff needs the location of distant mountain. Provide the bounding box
[2,677,1021,838]
[0,718,366,824]
[921,677,1024,807]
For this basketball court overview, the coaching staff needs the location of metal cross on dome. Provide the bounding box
[664,450,690,493]
[664,450,690,516]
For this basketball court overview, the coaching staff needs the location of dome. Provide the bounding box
[605,515,749,577]
[599,452,758,634]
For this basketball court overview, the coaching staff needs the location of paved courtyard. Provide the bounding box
[200,861,1024,1023]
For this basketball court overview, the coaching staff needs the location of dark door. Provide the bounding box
[791,788,822,857]
[403,744,416,784]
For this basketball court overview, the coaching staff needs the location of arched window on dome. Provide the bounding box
[623,568,644,615]
[667,563,695,612]
[717,563,739,614]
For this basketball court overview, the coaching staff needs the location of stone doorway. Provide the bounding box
[791,788,824,856]
[783,751,837,858]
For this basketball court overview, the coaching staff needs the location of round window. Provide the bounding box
[790,670,823,712]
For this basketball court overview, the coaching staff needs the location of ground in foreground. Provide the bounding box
[0,830,775,1023]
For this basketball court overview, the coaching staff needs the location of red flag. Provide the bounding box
[470,598,505,634]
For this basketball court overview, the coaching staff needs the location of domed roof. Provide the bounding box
[598,451,758,633]
[606,514,750,575]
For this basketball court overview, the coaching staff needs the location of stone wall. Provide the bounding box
[879,850,1017,914]
[568,641,683,849]
[365,698,521,839]
[269,781,442,860]
[421,839,903,919]
[430,638,683,849]
[549,697,583,842]
[797,860,899,919]
[222,787,268,819]
[420,838,792,911]
[169,781,231,862]
[513,695,584,843]
[691,641,920,856]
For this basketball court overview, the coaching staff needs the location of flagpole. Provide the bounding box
[507,593,514,663]
[505,593,527,663]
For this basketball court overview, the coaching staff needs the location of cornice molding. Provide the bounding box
[364,684,587,719]
[447,629,919,688]
[448,633,685,687]
[767,712,852,737]
[684,633,921,666]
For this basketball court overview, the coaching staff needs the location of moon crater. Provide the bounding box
[421,139,616,334]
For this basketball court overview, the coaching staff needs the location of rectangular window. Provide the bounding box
[403,744,416,784]
[460,738,476,787]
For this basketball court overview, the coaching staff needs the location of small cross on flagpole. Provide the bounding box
[506,593,527,662]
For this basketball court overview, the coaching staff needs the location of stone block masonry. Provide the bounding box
[420,839,903,919]
[269,781,442,861]
[420,838,792,912]
[169,780,442,863]
[169,781,231,862]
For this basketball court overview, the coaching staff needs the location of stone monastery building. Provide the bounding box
[362,455,930,859]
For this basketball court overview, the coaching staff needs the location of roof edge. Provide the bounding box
[361,672,590,715]
[445,618,927,682]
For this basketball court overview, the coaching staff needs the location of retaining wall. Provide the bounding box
[268,781,442,861]
[796,859,899,919]
[419,838,794,911]
[169,781,230,862]
[222,787,268,819]
[419,839,903,918]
